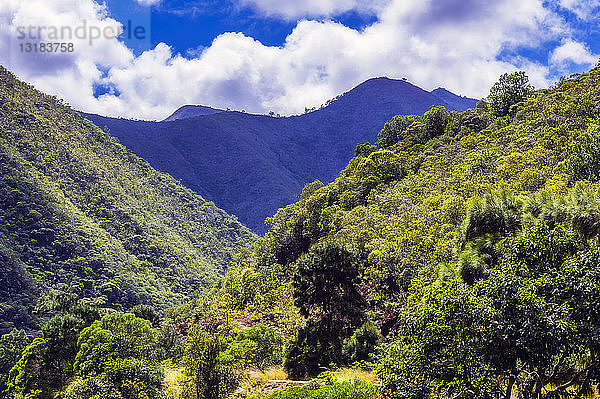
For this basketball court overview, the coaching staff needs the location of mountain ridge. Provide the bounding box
[158,77,476,122]
[86,77,478,233]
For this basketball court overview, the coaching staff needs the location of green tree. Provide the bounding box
[219,324,283,370]
[286,239,366,378]
[292,239,365,334]
[70,312,164,399]
[377,115,420,148]
[487,71,534,117]
[5,296,103,398]
[131,304,161,327]
[422,105,449,141]
[342,322,383,364]
[0,329,29,393]
[283,320,341,379]
[355,142,377,157]
[567,124,600,182]
[6,338,52,399]
[183,325,236,399]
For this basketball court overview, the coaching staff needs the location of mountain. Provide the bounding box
[211,66,600,393]
[86,78,478,233]
[163,105,223,121]
[0,67,256,331]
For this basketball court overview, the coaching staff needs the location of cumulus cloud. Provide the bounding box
[551,39,598,68]
[238,0,388,19]
[0,0,589,120]
[559,0,600,20]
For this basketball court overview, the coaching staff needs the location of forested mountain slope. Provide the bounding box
[86,78,477,232]
[0,67,255,332]
[5,65,600,399]
[211,67,600,377]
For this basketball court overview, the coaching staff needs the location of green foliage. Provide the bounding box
[283,320,343,379]
[67,312,163,399]
[375,107,448,148]
[377,278,491,399]
[183,325,237,399]
[487,71,534,117]
[0,329,29,393]
[422,105,450,141]
[6,296,104,398]
[377,115,420,148]
[6,338,52,398]
[65,358,166,399]
[566,123,600,182]
[284,238,367,377]
[460,109,489,132]
[354,142,377,157]
[156,320,186,361]
[292,239,365,328]
[247,379,380,399]
[219,324,283,370]
[74,312,158,377]
[455,247,487,284]
[0,66,256,328]
[131,304,161,327]
[341,322,383,364]
[459,190,523,244]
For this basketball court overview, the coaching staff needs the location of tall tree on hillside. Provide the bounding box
[487,71,534,117]
[285,239,366,378]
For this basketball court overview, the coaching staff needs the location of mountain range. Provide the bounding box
[86,77,478,233]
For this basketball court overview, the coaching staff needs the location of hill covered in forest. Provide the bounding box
[7,64,600,399]
[0,67,256,332]
[201,67,600,395]
[86,78,477,232]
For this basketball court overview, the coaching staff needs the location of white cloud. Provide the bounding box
[238,0,388,19]
[559,0,600,20]
[0,0,586,120]
[135,0,162,6]
[551,39,598,68]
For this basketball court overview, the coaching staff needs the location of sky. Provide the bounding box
[0,0,599,120]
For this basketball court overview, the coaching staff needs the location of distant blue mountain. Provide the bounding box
[163,105,223,121]
[85,77,478,233]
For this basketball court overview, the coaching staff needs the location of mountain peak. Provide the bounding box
[163,104,223,122]
[88,79,477,233]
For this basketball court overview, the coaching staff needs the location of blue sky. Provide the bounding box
[1,0,599,119]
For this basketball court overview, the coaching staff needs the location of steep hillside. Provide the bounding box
[213,67,600,335]
[0,67,256,331]
[86,78,477,233]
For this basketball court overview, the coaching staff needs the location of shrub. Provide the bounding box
[283,321,342,380]
[377,115,420,148]
[220,324,283,370]
[422,105,449,140]
[341,323,383,364]
[567,124,600,182]
[247,379,380,399]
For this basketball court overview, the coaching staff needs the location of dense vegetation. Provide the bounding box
[0,66,255,335]
[207,66,600,396]
[4,63,600,399]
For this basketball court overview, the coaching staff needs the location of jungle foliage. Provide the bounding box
[0,66,256,333]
